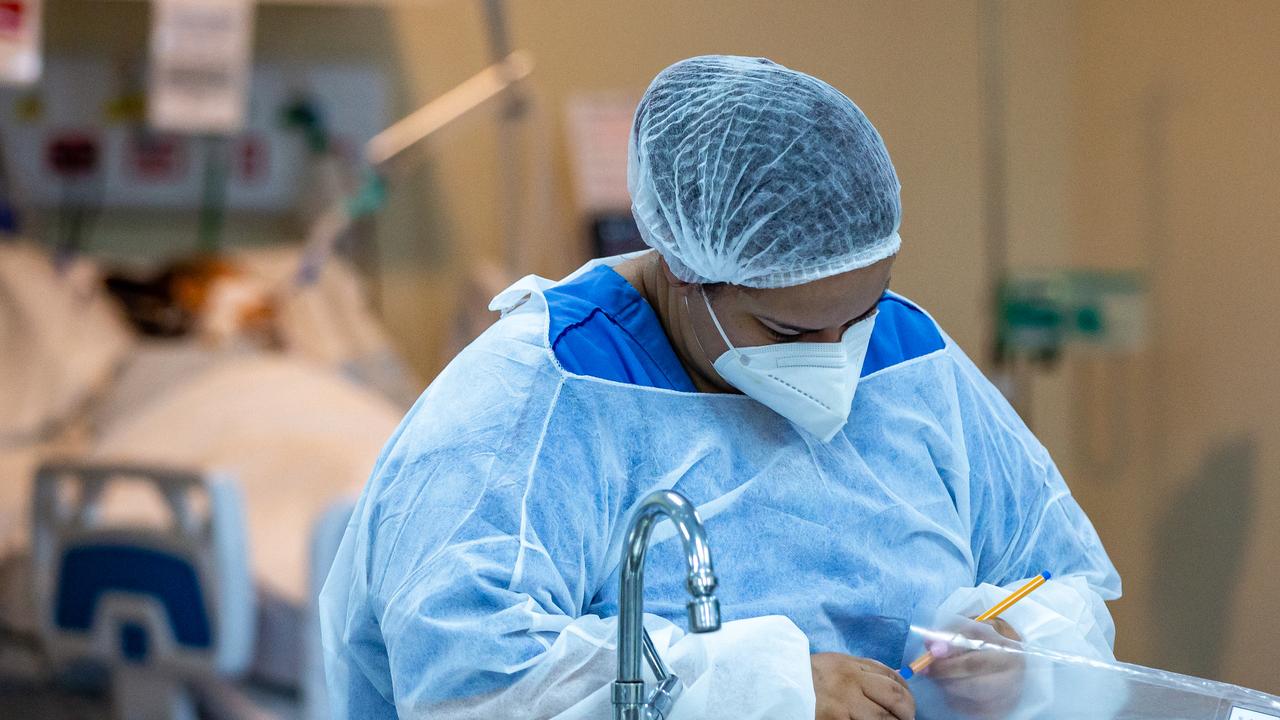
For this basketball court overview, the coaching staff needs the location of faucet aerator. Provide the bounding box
[687,595,721,633]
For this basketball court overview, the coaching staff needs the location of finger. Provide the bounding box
[861,673,916,720]
[926,639,955,658]
[982,617,1022,642]
[927,652,980,679]
[943,692,1007,718]
[928,650,1004,680]
[940,647,1024,679]
[934,675,1022,717]
[935,675,1003,702]
[847,694,904,720]
[917,641,969,675]
[853,658,911,691]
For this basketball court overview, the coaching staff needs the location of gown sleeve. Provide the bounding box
[944,344,1122,659]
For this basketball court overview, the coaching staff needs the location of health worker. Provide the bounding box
[321,55,1121,720]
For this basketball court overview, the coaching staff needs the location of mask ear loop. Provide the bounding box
[683,289,717,369]
[700,286,739,356]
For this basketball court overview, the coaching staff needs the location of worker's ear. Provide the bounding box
[658,255,694,289]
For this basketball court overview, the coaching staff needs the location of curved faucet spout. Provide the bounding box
[614,489,721,720]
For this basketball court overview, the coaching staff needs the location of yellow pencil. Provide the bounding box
[900,571,1051,679]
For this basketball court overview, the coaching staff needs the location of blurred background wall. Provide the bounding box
[31,0,1280,693]
[1064,0,1280,695]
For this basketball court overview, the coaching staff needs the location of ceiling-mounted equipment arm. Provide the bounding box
[365,50,533,169]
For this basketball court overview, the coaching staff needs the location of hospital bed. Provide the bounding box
[0,240,404,718]
[2,461,356,720]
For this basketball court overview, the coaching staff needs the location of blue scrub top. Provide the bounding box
[543,264,945,390]
[544,265,698,391]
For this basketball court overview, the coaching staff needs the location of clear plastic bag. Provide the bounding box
[905,617,1280,720]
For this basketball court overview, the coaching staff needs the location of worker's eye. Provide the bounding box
[761,323,801,342]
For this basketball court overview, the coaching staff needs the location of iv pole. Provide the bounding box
[291,0,533,290]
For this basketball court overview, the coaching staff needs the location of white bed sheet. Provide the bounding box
[88,350,400,601]
[1,348,400,602]
[0,242,132,444]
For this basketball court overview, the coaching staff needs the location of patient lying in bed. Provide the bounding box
[0,240,414,703]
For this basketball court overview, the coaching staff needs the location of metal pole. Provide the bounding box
[981,0,1009,360]
[479,0,529,275]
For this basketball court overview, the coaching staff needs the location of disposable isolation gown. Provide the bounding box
[321,255,1121,719]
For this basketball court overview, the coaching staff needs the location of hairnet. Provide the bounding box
[627,55,902,289]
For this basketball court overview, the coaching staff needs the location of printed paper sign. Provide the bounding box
[148,0,254,134]
[0,0,41,85]
[565,93,637,213]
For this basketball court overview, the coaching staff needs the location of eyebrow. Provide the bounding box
[760,276,892,334]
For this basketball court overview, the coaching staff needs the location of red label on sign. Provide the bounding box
[47,133,99,177]
[0,3,24,34]
[236,135,268,184]
[127,134,187,182]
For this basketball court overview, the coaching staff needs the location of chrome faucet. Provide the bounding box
[612,490,721,720]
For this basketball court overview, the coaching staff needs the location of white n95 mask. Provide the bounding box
[700,288,876,442]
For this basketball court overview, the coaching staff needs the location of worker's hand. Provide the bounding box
[811,652,915,720]
[923,617,1025,718]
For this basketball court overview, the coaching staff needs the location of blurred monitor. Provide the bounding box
[590,211,646,257]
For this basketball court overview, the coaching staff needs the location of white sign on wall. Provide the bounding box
[148,0,254,134]
[0,0,41,86]
[564,93,638,214]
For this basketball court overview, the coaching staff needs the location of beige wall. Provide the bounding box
[1065,0,1280,693]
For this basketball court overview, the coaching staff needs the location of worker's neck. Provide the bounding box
[627,252,726,394]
